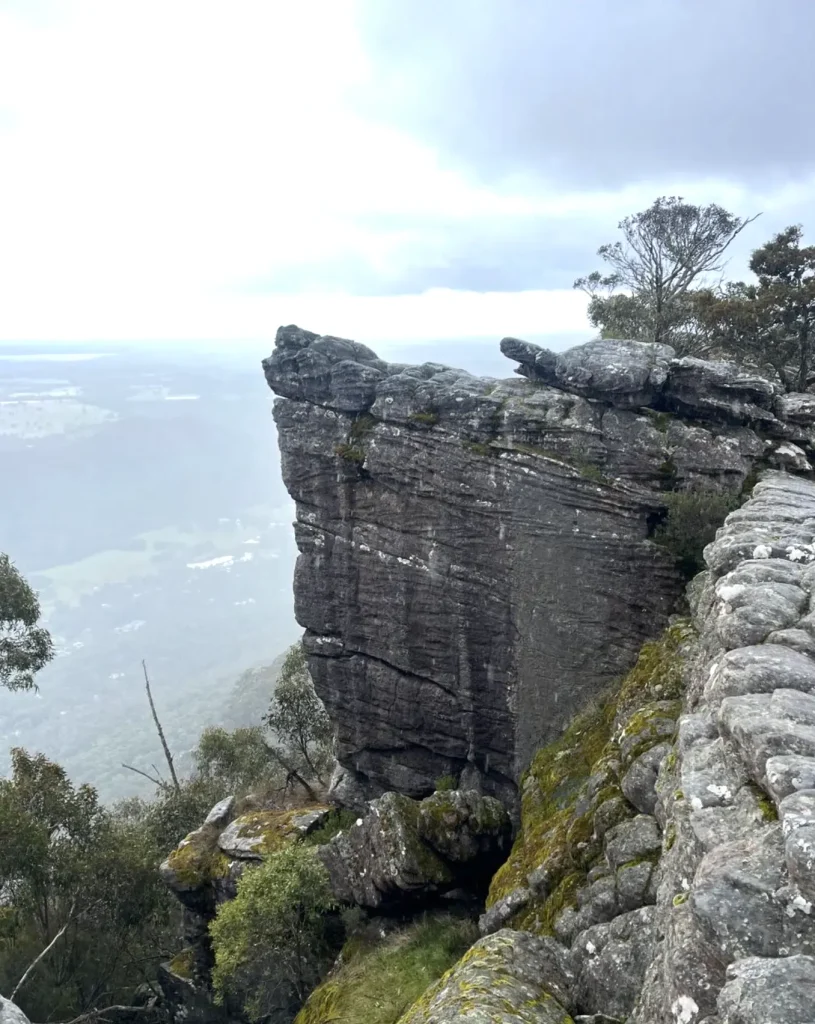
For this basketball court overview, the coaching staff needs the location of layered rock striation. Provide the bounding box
[263,328,815,807]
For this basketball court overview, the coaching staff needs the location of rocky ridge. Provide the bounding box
[263,328,815,810]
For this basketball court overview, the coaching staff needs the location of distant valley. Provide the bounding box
[0,344,300,801]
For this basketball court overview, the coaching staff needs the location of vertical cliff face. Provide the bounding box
[263,326,809,807]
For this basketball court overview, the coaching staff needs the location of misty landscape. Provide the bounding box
[0,344,300,799]
[0,337,518,802]
[6,2,815,1023]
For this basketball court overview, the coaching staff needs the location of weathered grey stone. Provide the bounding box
[264,328,789,802]
[770,442,812,472]
[766,628,815,657]
[622,742,671,814]
[779,788,815,835]
[0,999,31,1024]
[592,796,633,840]
[478,886,531,936]
[416,789,512,863]
[681,732,744,811]
[317,789,509,910]
[717,954,815,1024]
[776,392,815,424]
[718,689,815,785]
[766,754,815,802]
[692,826,788,960]
[397,929,575,1024]
[514,337,675,408]
[707,644,815,707]
[203,795,235,828]
[571,906,658,1020]
[604,814,662,871]
[666,356,778,421]
[616,859,656,912]
[711,563,808,649]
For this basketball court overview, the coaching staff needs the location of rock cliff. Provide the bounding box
[263,328,813,808]
[430,471,815,1024]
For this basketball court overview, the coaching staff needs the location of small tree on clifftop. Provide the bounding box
[575,196,759,349]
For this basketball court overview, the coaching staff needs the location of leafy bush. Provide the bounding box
[653,486,740,577]
[210,844,339,1020]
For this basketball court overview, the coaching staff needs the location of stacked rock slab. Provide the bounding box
[263,327,815,807]
[630,472,815,1023]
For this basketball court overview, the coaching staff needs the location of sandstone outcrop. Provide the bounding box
[263,328,815,808]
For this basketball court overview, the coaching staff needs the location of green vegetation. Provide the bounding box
[295,914,478,1024]
[210,844,339,1020]
[0,748,174,1021]
[303,808,359,847]
[0,553,54,690]
[574,198,815,391]
[434,774,457,792]
[408,411,440,426]
[653,486,741,578]
[263,641,334,788]
[334,443,366,464]
[574,196,757,351]
[349,413,377,441]
[462,440,496,457]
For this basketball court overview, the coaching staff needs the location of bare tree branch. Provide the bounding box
[141,660,180,794]
[121,763,163,787]
[11,901,77,1001]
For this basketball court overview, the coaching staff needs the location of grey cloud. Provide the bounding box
[235,211,606,296]
[351,0,815,190]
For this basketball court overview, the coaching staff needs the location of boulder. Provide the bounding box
[0,999,31,1024]
[397,929,575,1024]
[717,954,815,1024]
[317,789,511,909]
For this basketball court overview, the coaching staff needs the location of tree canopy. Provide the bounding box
[575,196,759,352]
[0,554,54,691]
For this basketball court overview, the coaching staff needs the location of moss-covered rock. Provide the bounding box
[318,789,511,910]
[160,824,230,898]
[217,806,330,859]
[487,622,693,935]
[396,929,575,1024]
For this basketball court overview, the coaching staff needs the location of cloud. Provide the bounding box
[2,1,815,344]
[351,0,815,191]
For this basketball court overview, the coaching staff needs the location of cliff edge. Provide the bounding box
[263,328,813,808]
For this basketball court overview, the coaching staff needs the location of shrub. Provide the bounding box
[210,844,339,1020]
[434,774,457,792]
[653,486,740,578]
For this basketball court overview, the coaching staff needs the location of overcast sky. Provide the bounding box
[2,0,814,350]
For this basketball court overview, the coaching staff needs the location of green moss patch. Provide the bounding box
[228,806,331,856]
[167,947,196,981]
[165,825,230,889]
[294,914,477,1024]
[334,443,366,464]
